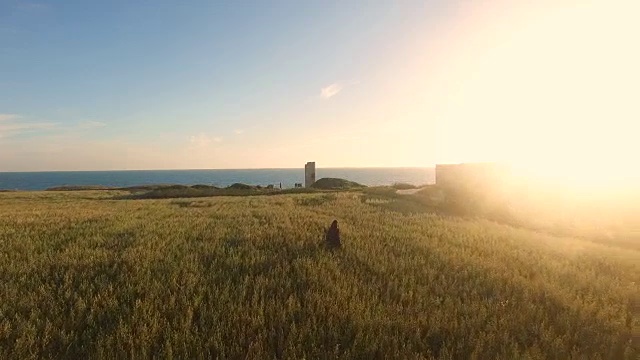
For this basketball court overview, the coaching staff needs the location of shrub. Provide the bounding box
[310,178,365,190]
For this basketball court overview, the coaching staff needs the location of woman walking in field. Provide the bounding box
[326,220,341,248]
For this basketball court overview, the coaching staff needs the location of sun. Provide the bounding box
[431,0,639,191]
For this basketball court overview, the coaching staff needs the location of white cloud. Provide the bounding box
[320,83,344,99]
[77,120,107,129]
[234,129,244,135]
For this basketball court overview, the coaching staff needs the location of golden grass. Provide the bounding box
[0,191,637,359]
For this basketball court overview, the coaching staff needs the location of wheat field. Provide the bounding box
[0,190,637,359]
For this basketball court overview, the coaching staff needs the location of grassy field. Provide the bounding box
[0,190,638,359]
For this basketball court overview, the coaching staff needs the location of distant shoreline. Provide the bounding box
[0,168,435,191]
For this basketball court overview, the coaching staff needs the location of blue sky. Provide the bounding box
[1,0,638,175]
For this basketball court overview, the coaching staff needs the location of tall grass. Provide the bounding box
[0,191,637,359]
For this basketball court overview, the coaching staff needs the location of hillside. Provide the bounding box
[310,177,365,190]
[0,190,637,359]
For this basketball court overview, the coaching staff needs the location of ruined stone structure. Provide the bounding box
[305,162,316,188]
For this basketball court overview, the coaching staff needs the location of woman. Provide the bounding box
[326,220,341,248]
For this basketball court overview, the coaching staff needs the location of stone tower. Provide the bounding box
[305,162,316,188]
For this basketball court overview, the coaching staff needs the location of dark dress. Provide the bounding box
[326,220,341,248]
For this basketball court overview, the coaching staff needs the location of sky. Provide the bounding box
[1,0,638,181]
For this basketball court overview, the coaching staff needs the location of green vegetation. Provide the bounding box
[117,184,279,200]
[46,185,118,191]
[122,187,266,200]
[391,182,418,190]
[122,184,197,192]
[227,183,255,190]
[46,181,354,199]
[0,190,637,359]
[311,177,365,190]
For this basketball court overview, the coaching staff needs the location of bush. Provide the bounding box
[227,183,255,190]
[391,182,418,190]
[310,178,365,190]
[191,184,219,190]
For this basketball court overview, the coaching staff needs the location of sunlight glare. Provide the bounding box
[433,0,639,190]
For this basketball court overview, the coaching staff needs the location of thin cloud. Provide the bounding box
[77,120,107,129]
[0,114,19,122]
[321,83,344,99]
[189,133,223,149]
[0,122,55,132]
[234,129,244,135]
[0,121,56,138]
[190,134,211,147]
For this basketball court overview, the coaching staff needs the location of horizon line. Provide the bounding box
[0,166,437,174]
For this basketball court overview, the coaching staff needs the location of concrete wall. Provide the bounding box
[305,162,316,188]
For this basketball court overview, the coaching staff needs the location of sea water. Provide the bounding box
[0,168,435,191]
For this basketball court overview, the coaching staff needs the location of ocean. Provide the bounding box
[0,168,435,191]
